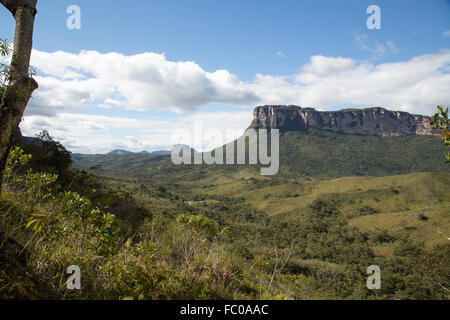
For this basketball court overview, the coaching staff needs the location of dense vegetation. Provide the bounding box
[73,129,449,181]
[0,146,246,299]
[2,130,448,300]
[431,105,450,162]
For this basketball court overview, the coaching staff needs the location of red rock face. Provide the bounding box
[250,105,439,136]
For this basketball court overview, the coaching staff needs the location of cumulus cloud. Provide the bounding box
[442,30,450,38]
[27,48,450,117]
[29,50,260,113]
[16,48,450,152]
[292,52,450,115]
[241,51,450,115]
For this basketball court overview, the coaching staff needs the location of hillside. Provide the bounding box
[72,129,449,181]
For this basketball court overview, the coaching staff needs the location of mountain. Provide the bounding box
[107,147,193,155]
[107,150,168,155]
[151,150,171,155]
[72,106,449,181]
[250,105,439,136]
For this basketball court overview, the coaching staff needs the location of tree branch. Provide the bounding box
[0,0,37,16]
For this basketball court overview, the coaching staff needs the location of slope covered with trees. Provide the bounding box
[73,129,449,181]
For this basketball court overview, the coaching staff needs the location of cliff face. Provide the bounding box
[250,105,439,136]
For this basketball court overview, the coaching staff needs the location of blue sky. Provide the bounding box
[1,0,450,153]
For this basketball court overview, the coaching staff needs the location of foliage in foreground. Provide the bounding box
[431,105,450,162]
[0,147,245,299]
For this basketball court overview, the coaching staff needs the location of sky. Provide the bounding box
[1,0,450,154]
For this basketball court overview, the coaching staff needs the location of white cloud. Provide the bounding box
[353,32,399,57]
[386,40,400,54]
[254,52,450,115]
[290,52,450,115]
[300,56,356,76]
[19,48,450,152]
[29,50,259,113]
[20,111,253,154]
[28,48,450,118]
[441,30,450,38]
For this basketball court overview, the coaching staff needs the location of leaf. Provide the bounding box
[124,238,132,249]
[26,220,38,229]
[31,213,47,218]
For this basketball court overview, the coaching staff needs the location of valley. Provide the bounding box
[67,117,450,299]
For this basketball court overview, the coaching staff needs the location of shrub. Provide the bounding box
[310,199,340,217]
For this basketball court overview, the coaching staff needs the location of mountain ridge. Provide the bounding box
[250,105,440,137]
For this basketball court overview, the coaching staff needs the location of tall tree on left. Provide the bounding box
[0,0,38,196]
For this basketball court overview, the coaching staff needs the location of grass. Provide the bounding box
[197,172,449,223]
[219,172,449,246]
[349,202,450,247]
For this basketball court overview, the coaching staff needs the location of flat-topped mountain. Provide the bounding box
[250,105,439,137]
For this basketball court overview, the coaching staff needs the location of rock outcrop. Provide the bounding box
[250,105,439,136]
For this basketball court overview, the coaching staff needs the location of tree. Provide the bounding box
[35,130,72,172]
[431,105,450,163]
[414,244,450,299]
[0,0,38,196]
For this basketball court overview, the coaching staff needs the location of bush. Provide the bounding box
[310,199,340,217]
[1,149,246,299]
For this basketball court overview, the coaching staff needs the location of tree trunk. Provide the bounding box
[0,0,38,195]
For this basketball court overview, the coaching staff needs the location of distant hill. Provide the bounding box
[106,147,193,156]
[107,149,171,155]
[151,150,171,155]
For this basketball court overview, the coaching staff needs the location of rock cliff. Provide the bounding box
[250,105,439,136]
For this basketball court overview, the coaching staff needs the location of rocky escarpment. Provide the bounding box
[250,105,440,136]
